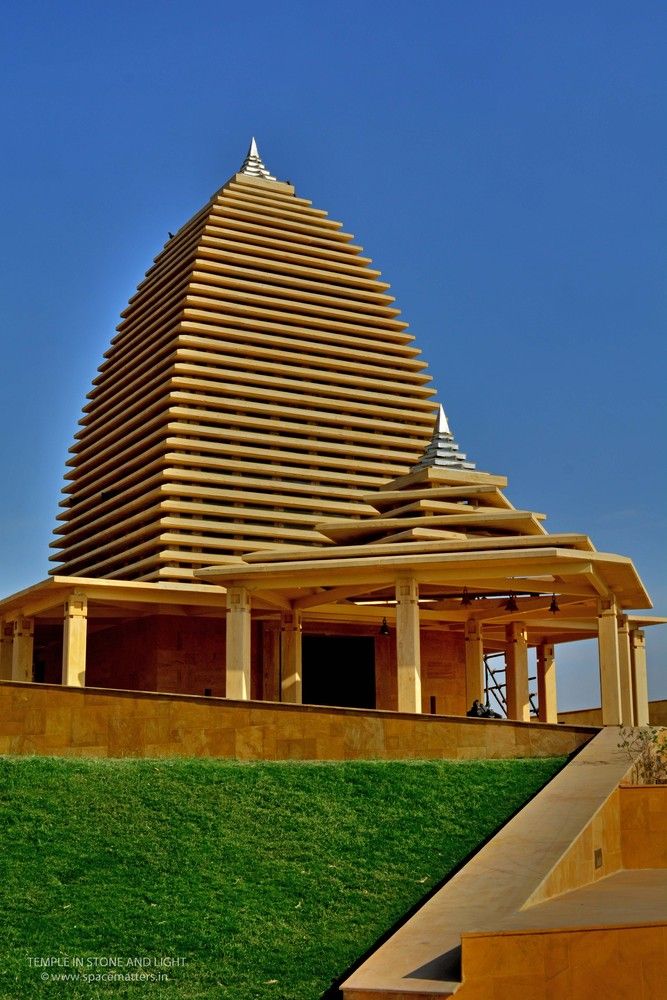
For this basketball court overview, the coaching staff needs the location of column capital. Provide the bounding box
[465,617,482,639]
[65,592,88,617]
[395,577,419,601]
[12,615,34,637]
[280,610,302,632]
[505,621,527,643]
[226,585,251,611]
[597,596,618,616]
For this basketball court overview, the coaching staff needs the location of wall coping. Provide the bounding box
[619,783,667,790]
[463,919,667,939]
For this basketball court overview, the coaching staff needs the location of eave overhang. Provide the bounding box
[0,576,227,620]
[195,545,652,611]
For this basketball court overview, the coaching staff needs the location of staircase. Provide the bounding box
[341,727,667,998]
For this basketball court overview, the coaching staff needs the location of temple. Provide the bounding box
[0,140,662,725]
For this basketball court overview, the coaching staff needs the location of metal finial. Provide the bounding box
[435,404,451,436]
[238,137,277,181]
[411,404,476,472]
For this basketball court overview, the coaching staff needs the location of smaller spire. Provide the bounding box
[435,403,451,436]
[238,137,277,181]
[412,404,476,472]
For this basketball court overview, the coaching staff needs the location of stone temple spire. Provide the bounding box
[238,137,277,181]
[411,404,476,471]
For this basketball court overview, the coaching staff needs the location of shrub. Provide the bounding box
[618,726,667,784]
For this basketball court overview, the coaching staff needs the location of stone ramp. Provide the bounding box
[341,728,666,999]
[499,867,667,931]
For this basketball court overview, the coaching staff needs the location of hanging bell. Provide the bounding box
[503,592,519,612]
[461,587,474,607]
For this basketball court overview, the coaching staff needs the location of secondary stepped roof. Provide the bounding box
[51,140,441,583]
[195,434,654,620]
[315,463,546,546]
[197,459,653,616]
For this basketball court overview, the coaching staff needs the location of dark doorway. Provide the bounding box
[302,635,376,710]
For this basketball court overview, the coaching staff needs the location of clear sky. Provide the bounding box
[0,0,665,709]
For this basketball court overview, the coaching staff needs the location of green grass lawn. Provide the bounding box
[0,756,564,1000]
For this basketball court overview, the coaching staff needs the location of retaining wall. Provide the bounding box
[0,681,593,761]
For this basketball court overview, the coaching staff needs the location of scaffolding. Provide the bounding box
[484,652,538,718]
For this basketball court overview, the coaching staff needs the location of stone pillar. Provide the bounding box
[616,616,634,726]
[464,618,485,707]
[536,642,557,723]
[225,586,251,700]
[261,621,281,702]
[505,622,530,722]
[11,616,34,682]
[630,629,649,725]
[62,593,88,687]
[395,578,421,713]
[280,611,302,704]
[0,621,13,680]
[597,597,622,726]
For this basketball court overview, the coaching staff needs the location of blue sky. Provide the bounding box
[0,0,665,708]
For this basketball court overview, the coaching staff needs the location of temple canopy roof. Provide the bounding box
[195,456,654,646]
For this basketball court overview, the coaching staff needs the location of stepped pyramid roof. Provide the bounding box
[51,140,444,582]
